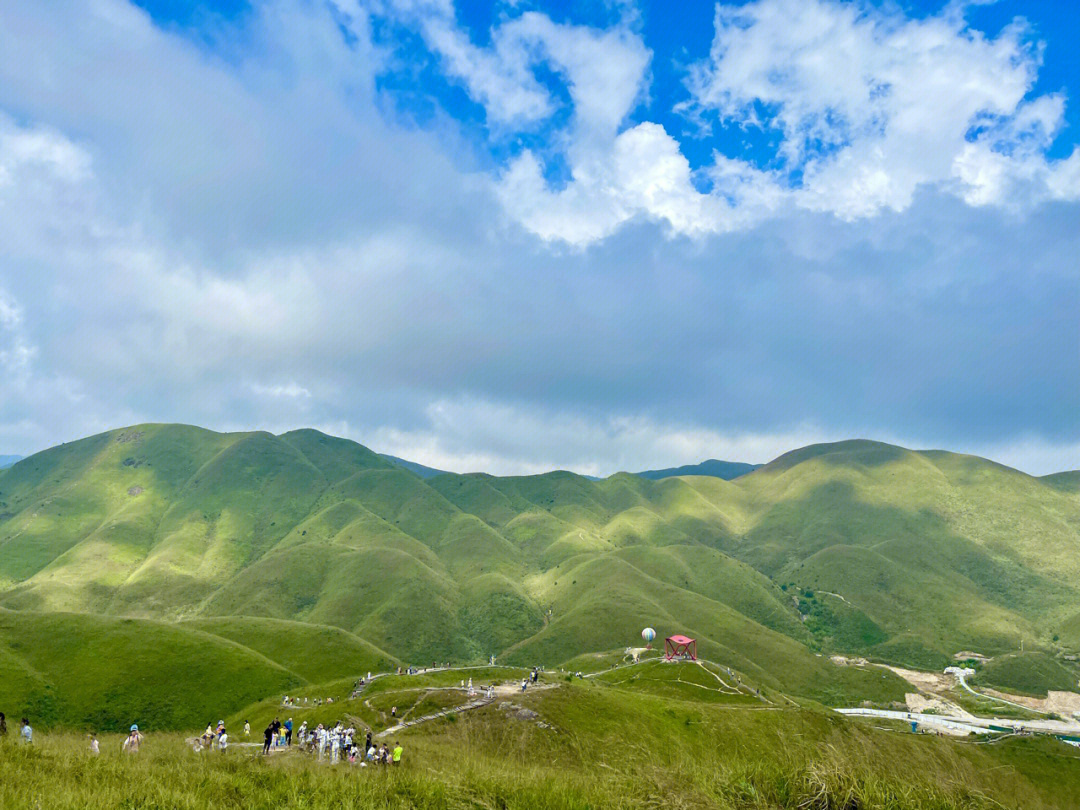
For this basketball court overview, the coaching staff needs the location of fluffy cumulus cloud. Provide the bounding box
[403,0,1080,243]
[0,0,1075,475]
[685,0,1080,218]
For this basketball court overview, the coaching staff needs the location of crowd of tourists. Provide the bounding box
[257,715,402,766]
[0,664,545,763]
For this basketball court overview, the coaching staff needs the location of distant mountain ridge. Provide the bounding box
[0,455,21,469]
[379,453,760,482]
[379,453,449,479]
[634,459,761,480]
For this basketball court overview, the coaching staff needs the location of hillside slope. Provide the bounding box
[2,426,1078,685]
[0,608,302,730]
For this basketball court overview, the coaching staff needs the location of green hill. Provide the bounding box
[1042,470,1080,492]
[1,424,1078,711]
[971,652,1080,697]
[0,608,301,730]
[0,609,403,731]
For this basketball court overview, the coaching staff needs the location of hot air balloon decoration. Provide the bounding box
[641,627,656,649]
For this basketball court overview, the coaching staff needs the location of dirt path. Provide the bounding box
[374,683,558,738]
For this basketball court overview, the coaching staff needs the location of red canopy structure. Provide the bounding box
[664,635,697,661]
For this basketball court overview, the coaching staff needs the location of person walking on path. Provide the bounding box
[20,718,32,744]
[89,733,99,755]
[122,725,143,753]
[244,720,250,738]
[262,723,274,755]
[285,718,293,746]
[392,742,403,765]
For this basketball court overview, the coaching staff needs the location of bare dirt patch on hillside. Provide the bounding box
[981,688,1080,716]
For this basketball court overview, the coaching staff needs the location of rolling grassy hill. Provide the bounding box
[0,609,397,731]
[1,424,1078,717]
[0,608,300,730]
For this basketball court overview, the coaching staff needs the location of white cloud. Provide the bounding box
[395,0,1078,244]
[251,382,313,399]
[498,123,737,244]
[0,0,1074,479]
[389,0,555,126]
[685,0,1080,219]
[0,288,36,378]
[358,397,1079,477]
[364,396,844,476]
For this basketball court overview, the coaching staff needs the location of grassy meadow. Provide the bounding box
[4,673,1080,810]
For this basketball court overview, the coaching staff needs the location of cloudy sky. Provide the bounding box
[0,0,1077,475]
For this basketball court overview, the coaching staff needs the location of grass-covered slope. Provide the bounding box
[0,611,404,731]
[181,617,397,683]
[2,426,1079,683]
[0,609,301,730]
[7,675,1080,810]
[971,652,1080,697]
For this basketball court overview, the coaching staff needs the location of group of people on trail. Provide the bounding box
[194,720,229,752]
[262,717,289,753]
[2,662,545,766]
[284,694,334,707]
[520,667,542,692]
[287,720,402,767]
[0,712,33,744]
[1,710,145,754]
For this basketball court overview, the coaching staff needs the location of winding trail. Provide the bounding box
[953,671,1046,715]
[374,683,558,738]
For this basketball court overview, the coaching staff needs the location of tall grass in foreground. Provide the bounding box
[1,731,1073,810]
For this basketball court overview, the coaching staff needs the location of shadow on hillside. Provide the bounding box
[735,480,1076,664]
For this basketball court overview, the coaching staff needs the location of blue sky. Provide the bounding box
[0,0,1077,474]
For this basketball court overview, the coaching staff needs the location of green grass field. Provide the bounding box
[4,676,1080,810]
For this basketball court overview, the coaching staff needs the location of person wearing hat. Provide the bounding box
[122,724,143,753]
